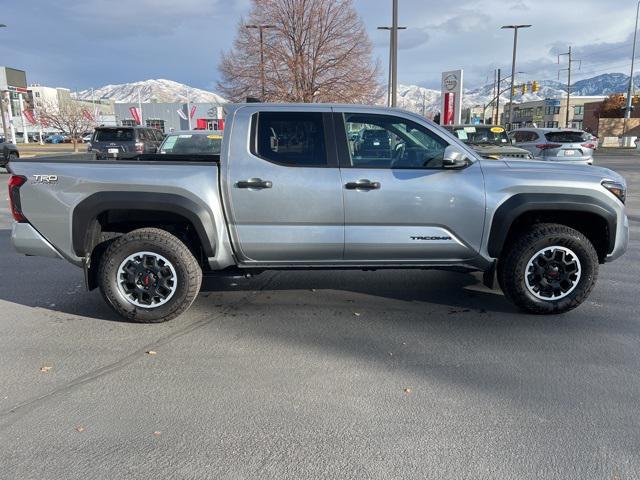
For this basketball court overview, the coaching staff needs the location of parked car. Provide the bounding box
[159,131,223,155]
[509,128,594,165]
[1,139,19,170]
[88,126,164,159]
[82,132,94,143]
[44,134,66,144]
[7,104,628,322]
[443,125,533,159]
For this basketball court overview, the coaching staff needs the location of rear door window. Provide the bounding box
[95,129,134,142]
[252,112,328,166]
[545,131,587,143]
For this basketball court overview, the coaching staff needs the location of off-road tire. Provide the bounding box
[98,228,202,323]
[498,223,598,314]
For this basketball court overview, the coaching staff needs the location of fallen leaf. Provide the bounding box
[75,425,85,432]
[146,350,157,356]
[40,366,52,373]
[403,388,412,394]
[353,312,361,317]
[153,431,162,436]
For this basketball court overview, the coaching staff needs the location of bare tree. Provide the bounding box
[34,100,94,152]
[219,0,381,103]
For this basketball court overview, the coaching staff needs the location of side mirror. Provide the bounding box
[443,145,470,169]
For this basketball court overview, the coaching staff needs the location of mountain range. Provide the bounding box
[75,79,226,104]
[74,73,639,117]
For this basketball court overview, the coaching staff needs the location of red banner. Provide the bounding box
[22,109,37,125]
[82,109,95,122]
[129,106,141,125]
[443,93,455,126]
[190,105,197,119]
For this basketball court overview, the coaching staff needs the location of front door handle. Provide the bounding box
[345,179,381,190]
[236,178,273,189]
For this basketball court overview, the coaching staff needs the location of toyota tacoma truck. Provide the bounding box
[7,104,629,322]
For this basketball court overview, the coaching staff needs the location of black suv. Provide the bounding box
[1,138,19,170]
[88,126,164,159]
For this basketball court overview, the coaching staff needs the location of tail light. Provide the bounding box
[135,142,144,153]
[535,143,562,150]
[581,142,595,149]
[8,175,27,222]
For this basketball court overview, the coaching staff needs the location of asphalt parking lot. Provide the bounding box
[1,151,639,479]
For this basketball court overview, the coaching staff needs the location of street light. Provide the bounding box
[501,24,531,127]
[624,1,640,137]
[245,24,276,101]
[378,25,407,107]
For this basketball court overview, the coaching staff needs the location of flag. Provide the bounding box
[129,106,141,125]
[190,105,197,119]
[82,109,95,122]
[177,109,187,120]
[23,109,37,125]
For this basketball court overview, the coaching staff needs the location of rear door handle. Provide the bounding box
[345,179,381,190]
[236,178,273,189]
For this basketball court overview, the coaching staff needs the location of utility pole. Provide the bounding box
[501,25,531,128]
[624,0,640,137]
[245,24,276,101]
[558,46,581,128]
[0,23,8,141]
[391,0,399,107]
[378,25,407,107]
[495,68,502,124]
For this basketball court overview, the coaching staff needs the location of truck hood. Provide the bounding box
[499,158,626,184]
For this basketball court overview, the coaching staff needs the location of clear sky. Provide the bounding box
[1,0,638,91]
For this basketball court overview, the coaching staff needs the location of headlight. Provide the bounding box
[602,180,626,204]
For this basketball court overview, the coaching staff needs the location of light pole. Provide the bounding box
[378,25,406,107]
[245,24,276,101]
[624,1,640,137]
[0,23,8,141]
[501,24,531,128]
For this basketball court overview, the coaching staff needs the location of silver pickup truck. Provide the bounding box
[8,104,629,322]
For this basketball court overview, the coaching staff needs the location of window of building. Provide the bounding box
[121,120,137,127]
[573,105,584,115]
[252,111,327,167]
[536,107,543,116]
[146,119,165,132]
[545,121,559,128]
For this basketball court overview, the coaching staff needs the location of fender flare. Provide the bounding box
[72,191,217,258]
[487,193,617,258]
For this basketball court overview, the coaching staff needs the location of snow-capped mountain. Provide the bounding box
[571,73,639,96]
[75,79,226,104]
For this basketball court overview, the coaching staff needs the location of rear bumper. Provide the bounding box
[11,222,63,259]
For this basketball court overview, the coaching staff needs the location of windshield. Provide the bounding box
[450,126,510,145]
[95,129,134,142]
[160,133,222,154]
[544,131,588,143]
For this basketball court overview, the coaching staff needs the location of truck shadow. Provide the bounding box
[0,229,518,321]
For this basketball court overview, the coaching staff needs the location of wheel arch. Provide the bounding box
[73,191,217,260]
[487,193,617,262]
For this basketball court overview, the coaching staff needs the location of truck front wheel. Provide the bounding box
[98,228,202,322]
[498,223,599,314]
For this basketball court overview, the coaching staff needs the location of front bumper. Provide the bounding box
[11,222,63,259]
[606,213,629,263]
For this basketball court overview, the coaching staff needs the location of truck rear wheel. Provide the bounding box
[98,228,202,323]
[498,223,598,314]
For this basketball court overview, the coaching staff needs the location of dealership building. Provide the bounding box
[113,102,224,132]
[501,96,606,130]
